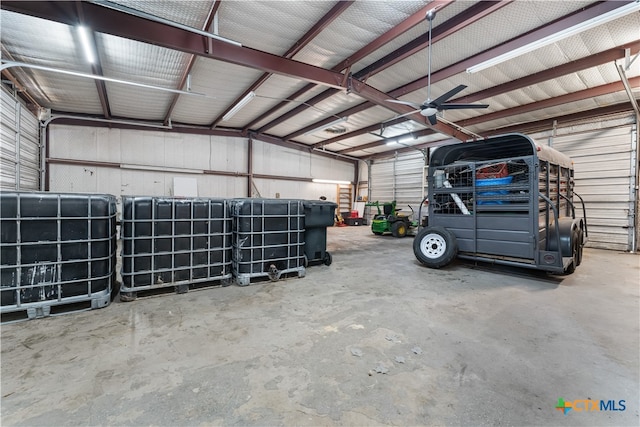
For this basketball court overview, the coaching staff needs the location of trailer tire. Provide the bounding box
[413,226,457,268]
[392,221,408,238]
[575,228,584,267]
[563,229,581,275]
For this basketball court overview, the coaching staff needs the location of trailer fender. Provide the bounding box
[548,218,582,257]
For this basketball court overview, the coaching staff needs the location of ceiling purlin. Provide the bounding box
[458,77,640,128]
[453,40,640,104]
[307,1,637,152]
[484,102,637,136]
[0,1,471,140]
[263,0,501,137]
[320,116,410,147]
[245,0,454,134]
[297,1,513,147]
[364,102,636,160]
[322,40,640,152]
[391,0,632,99]
[337,127,436,155]
[338,132,432,155]
[210,0,355,130]
[0,1,347,89]
[163,0,221,126]
[343,78,640,155]
[76,2,111,119]
[353,1,510,82]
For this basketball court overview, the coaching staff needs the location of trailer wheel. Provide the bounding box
[391,221,407,238]
[564,229,580,275]
[413,226,457,268]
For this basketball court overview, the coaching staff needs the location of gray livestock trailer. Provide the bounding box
[414,133,587,274]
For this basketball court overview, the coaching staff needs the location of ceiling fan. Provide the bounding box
[387,9,489,125]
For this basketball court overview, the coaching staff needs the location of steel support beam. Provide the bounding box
[484,102,637,136]
[1,1,347,89]
[315,40,640,151]
[2,0,469,142]
[262,1,504,136]
[164,0,221,126]
[453,40,640,104]
[389,0,633,99]
[211,0,354,128]
[458,77,640,128]
[75,2,111,119]
[365,102,637,160]
[342,79,640,155]
[243,0,454,133]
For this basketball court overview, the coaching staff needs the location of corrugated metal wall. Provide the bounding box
[48,125,247,198]
[0,86,40,190]
[47,125,354,203]
[252,139,354,202]
[369,150,426,222]
[533,125,637,251]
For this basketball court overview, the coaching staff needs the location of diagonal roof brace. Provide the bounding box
[1,0,474,141]
[1,1,347,89]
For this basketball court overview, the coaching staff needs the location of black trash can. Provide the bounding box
[303,200,337,266]
[230,198,306,286]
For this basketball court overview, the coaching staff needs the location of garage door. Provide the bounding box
[369,151,426,222]
[535,126,636,251]
[0,86,40,190]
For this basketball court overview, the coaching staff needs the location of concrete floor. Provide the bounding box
[1,225,639,426]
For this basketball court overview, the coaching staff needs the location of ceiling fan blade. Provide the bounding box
[393,109,422,119]
[439,103,490,110]
[431,84,468,106]
[427,114,438,125]
[387,99,424,110]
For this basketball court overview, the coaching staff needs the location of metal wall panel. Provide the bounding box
[370,151,426,207]
[0,89,17,189]
[533,125,636,251]
[49,125,249,198]
[48,125,354,202]
[251,139,354,182]
[369,151,427,225]
[0,86,40,190]
[49,126,249,173]
[50,163,245,199]
[251,179,336,201]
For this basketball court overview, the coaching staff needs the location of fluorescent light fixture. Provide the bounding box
[304,116,348,135]
[77,26,96,64]
[466,1,640,73]
[386,136,415,146]
[1,61,211,98]
[222,91,255,121]
[398,136,415,144]
[312,178,352,185]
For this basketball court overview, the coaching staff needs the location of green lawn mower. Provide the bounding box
[366,201,418,238]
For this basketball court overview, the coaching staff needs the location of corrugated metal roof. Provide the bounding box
[1,0,638,159]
